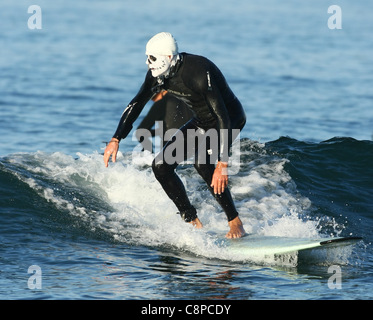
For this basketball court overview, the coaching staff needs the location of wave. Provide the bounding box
[266,137,373,235]
[1,137,370,265]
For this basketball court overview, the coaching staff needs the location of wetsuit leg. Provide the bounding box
[152,117,244,223]
[194,137,239,222]
[193,114,246,222]
[152,120,198,222]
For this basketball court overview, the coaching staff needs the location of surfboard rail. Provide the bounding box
[225,235,363,257]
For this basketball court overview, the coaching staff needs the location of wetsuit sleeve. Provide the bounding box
[194,70,231,162]
[113,70,156,141]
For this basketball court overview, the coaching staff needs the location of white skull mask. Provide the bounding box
[146,54,172,78]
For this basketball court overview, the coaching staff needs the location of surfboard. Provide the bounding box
[225,235,362,257]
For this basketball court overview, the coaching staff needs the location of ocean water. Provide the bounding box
[1,0,372,301]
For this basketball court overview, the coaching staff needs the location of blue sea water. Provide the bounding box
[1,0,372,301]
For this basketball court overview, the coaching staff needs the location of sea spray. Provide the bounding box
[1,139,345,265]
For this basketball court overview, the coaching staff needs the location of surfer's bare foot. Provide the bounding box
[226,216,245,239]
[190,217,203,229]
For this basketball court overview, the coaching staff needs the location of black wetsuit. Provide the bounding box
[113,53,246,222]
[136,93,193,152]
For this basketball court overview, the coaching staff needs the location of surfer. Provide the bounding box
[135,90,193,152]
[104,32,246,238]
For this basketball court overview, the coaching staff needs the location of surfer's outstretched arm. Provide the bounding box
[103,70,155,167]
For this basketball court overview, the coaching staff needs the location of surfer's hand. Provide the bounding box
[211,161,228,194]
[104,138,119,167]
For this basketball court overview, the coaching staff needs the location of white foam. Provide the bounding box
[6,148,351,265]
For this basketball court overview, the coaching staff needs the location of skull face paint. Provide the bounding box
[146,54,171,77]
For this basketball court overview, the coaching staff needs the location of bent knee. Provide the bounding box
[152,159,172,178]
[194,162,215,183]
